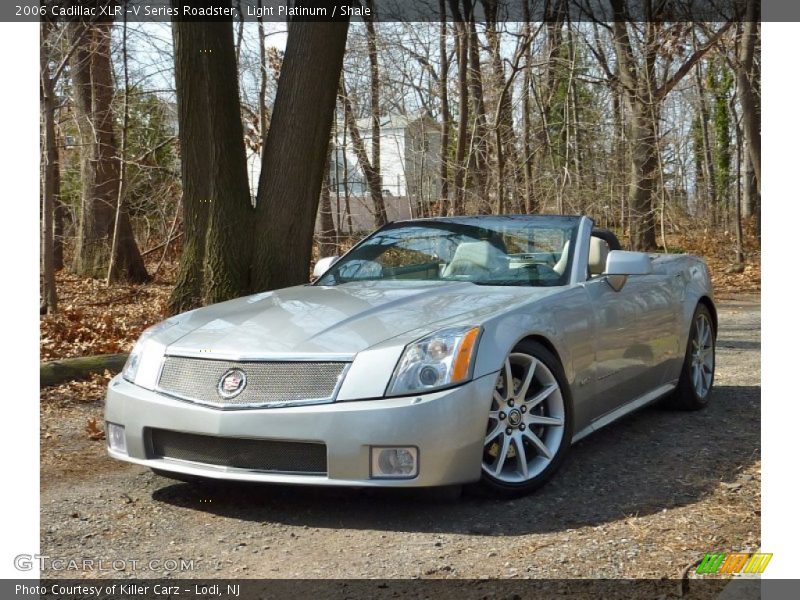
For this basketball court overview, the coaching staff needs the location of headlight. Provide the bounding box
[121,338,144,383]
[121,319,181,384]
[386,326,481,396]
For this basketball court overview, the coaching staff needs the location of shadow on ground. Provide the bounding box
[152,384,759,536]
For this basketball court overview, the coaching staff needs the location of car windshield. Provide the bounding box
[316,216,580,287]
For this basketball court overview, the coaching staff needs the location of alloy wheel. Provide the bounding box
[691,312,715,398]
[482,353,566,483]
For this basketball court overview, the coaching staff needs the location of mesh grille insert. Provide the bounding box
[157,357,348,408]
[149,429,327,475]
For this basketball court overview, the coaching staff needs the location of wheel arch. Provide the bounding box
[516,333,564,369]
[697,296,718,337]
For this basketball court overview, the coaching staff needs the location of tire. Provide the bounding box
[477,340,573,497]
[662,303,716,411]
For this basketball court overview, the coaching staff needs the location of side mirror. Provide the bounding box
[603,250,652,292]
[313,256,339,279]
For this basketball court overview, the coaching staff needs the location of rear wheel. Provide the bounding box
[663,303,716,410]
[478,341,573,497]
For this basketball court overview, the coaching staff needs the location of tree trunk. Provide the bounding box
[250,18,349,292]
[437,0,450,216]
[449,0,469,215]
[53,164,64,270]
[40,353,128,388]
[365,4,382,194]
[736,2,760,195]
[742,142,759,223]
[318,129,338,258]
[695,62,718,223]
[202,19,254,304]
[341,80,387,228]
[318,177,338,258]
[40,27,58,314]
[465,14,489,210]
[521,0,534,213]
[106,11,130,284]
[483,0,523,214]
[627,112,659,251]
[70,21,148,282]
[168,15,211,314]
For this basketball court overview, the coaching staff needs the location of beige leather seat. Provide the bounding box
[553,237,609,278]
[553,240,570,275]
[443,241,506,278]
[588,236,610,276]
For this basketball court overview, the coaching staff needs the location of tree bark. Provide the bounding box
[70,21,148,282]
[695,61,718,223]
[250,18,349,292]
[627,112,659,251]
[483,0,523,214]
[521,0,534,213]
[742,141,759,222]
[365,3,382,194]
[437,0,450,216]
[40,23,58,314]
[106,9,130,284]
[40,353,128,388]
[202,18,254,304]
[318,128,338,258]
[465,11,489,210]
[736,2,760,196]
[448,0,469,215]
[168,15,211,314]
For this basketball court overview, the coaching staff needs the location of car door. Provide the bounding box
[583,275,649,419]
[584,269,680,422]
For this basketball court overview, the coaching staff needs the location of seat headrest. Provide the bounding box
[553,240,570,275]
[588,237,610,275]
[446,241,505,273]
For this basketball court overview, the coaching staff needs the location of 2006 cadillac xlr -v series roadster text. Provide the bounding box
[105,215,716,496]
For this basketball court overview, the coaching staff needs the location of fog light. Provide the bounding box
[370,446,418,479]
[106,423,127,454]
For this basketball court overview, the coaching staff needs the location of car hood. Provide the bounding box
[163,281,564,358]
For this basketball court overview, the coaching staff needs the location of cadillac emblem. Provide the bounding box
[218,368,247,399]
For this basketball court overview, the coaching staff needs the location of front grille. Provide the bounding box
[149,429,327,475]
[157,357,348,408]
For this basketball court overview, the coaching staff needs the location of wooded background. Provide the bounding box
[40,0,760,318]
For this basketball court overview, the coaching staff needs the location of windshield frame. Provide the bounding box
[313,215,585,288]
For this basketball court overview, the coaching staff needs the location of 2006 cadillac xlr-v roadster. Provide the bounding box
[105,215,716,496]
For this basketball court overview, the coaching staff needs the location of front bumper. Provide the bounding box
[104,373,496,487]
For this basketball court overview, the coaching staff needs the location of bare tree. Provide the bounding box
[608,2,732,250]
[340,79,387,228]
[69,20,148,281]
[251,18,350,292]
[168,15,211,313]
[437,0,451,215]
[734,0,760,232]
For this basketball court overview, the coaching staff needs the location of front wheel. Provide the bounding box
[478,341,573,497]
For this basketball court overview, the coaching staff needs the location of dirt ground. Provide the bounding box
[39,294,760,581]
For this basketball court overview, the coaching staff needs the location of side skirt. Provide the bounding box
[571,382,677,443]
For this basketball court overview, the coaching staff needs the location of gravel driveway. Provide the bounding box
[40,295,761,580]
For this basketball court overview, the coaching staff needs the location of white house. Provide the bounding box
[243,113,443,232]
[327,113,442,231]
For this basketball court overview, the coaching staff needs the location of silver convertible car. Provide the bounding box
[105,215,716,496]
